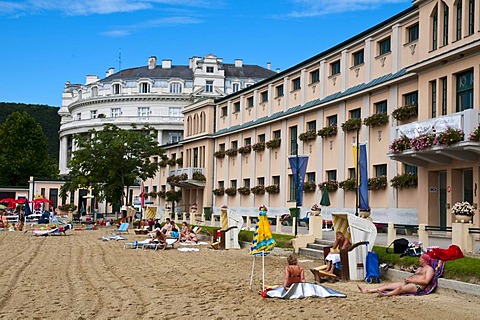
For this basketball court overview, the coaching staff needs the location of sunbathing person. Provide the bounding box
[159,218,172,234]
[283,254,305,289]
[358,254,435,296]
[324,231,351,274]
[149,230,167,250]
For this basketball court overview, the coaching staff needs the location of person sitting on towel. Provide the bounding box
[150,230,167,250]
[358,254,434,296]
[284,254,305,289]
[324,231,351,274]
[180,221,197,243]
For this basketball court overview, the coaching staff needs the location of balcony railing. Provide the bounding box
[168,167,206,188]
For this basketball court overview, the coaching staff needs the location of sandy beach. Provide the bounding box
[0,229,478,320]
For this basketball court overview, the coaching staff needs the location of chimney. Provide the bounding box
[106,67,115,77]
[86,75,99,85]
[148,56,157,69]
[276,68,281,73]
[235,59,243,67]
[267,62,271,70]
[162,59,172,69]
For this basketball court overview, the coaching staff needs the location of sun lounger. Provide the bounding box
[102,235,127,241]
[112,222,129,234]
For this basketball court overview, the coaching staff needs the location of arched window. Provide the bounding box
[443,1,449,46]
[193,114,198,135]
[186,116,192,136]
[78,90,83,100]
[432,5,439,50]
[201,111,206,133]
[91,86,98,97]
[170,82,182,93]
[456,0,463,40]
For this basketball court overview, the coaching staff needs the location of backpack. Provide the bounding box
[386,238,409,254]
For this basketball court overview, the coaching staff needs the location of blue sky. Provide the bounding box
[0,0,412,107]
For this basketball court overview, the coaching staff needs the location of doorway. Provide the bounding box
[438,171,447,227]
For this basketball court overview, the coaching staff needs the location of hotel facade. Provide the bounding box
[154,0,480,228]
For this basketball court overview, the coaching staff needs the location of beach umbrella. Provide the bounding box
[24,199,32,216]
[249,205,276,291]
[32,197,52,204]
[320,185,331,207]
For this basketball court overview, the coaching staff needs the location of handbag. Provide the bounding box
[386,238,409,254]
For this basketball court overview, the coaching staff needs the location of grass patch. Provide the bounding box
[373,245,480,284]
[238,230,294,249]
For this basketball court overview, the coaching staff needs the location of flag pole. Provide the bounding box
[355,126,360,216]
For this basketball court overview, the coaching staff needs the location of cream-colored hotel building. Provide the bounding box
[156,0,480,228]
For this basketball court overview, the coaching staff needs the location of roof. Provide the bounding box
[222,64,276,79]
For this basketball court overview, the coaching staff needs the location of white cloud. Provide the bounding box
[287,0,409,18]
[101,16,202,37]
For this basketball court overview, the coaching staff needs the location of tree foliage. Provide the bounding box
[60,124,164,207]
[0,112,58,186]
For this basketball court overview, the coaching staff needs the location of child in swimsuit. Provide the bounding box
[284,254,305,289]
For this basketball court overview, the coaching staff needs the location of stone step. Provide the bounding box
[306,243,329,251]
[313,239,334,246]
[298,247,324,259]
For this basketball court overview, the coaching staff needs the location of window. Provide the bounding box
[272,176,280,185]
[170,82,182,93]
[231,141,238,149]
[457,0,463,40]
[350,108,361,119]
[218,181,225,189]
[404,91,418,106]
[261,91,268,103]
[374,164,387,177]
[111,108,121,118]
[233,83,239,93]
[153,157,158,163]
[244,137,251,146]
[243,179,250,188]
[326,170,337,181]
[112,83,121,95]
[258,177,265,186]
[91,86,98,97]
[193,148,198,167]
[292,77,301,91]
[443,2,449,46]
[441,77,447,115]
[219,143,225,152]
[247,97,254,108]
[353,50,364,66]
[205,80,214,93]
[221,106,227,117]
[140,82,150,93]
[169,107,181,117]
[468,0,475,35]
[90,110,97,119]
[138,107,150,118]
[168,132,182,143]
[407,24,419,42]
[456,69,474,112]
[405,164,418,175]
[307,172,316,182]
[430,80,437,118]
[327,115,337,126]
[348,168,356,180]
[307,120,316,131]
[273,130,281,140]
[234,102,240,113]
[206,66,214,73]
[276,84,284,97]
[258,134,265,143]
[310,69,319,84]
[76,113,81,120]
[375,101,387,114]
[432,6,438,50]
[330,60,340,75]
[152,186,157,194]
[378,37,391,55]
[289,126,298,155]
[230,180,237,189]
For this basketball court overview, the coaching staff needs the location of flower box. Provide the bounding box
[265,184,280,194]
[176,158,183,166]
[225,187,237,196]
[251,185,266,195]
[452,201,475,222]
[252,142,266,152]
[311,203,321,211]
[435,128,464,146]
[213,188,225,196]
[238,145,252,154]
[167,158,177,166]
[339,178,356,191]
[318,181,338,192]
[341,118,362,132]
[299,130,317,142]
[317,125,338,138]
[192,171,206,182]
[148,191,157,198]
[392,104,417,121]
[237,186,251,195]
[159,160,168,167]
[214,150,226,158]
[389,135,411,154]
[266,139,281,149]
[303,181,317,193]
[469,126,480,142]
[363,113,389,127]
[410,134,435,151]
[390,173,418,189]
[368,176,387,190]
[225,148,238,157]
[157,191,166,198]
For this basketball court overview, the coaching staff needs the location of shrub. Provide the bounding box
[237,186,251,195]
[166,190,182,202]
[298,130,317,142]
[303,181,316,193]
[368,176,387,190]
[341,118,362,132]
[265,184,280,194]
[317,125,338,138]
[339,178,356,191]
[251,185,265,195]
[266,139,281,149]
[392,104,417,121]
[318,181,339,192]
[390,172,418,189]
[252,142,266,152]
[225,187,237,196]
[363,113,389,127]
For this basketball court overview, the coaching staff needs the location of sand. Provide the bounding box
[0,229,478,320]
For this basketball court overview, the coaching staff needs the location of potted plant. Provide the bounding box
[176,158,183,166]
[303,181,316,193]
[339,178,356,191]
[389,135,411,154]
[368,176,387,190]
[390,172,418,189]
[238,145,252,154]
[341,118,362,132]
[363,113,389,127]
[225,187,237,196]
[317,125,338,138]
[252,142,266,152]
[192,171,206,182]
[451,201,475,223]
[266,139,281,149]
[251,185,265,195]
[213,188,225,196]
[392,104,417,121]
[298,130,317,142]
[410,134,435,151]
[310,203,321,216]
[318,180,339,192]
[265,184,280,194]
[225,148,238,156]
[157,191,166,198]
[148,191,157,198]
[469,126,480,142]
[435,128,464,146]
[214,150,226,158]
[237,186,251,195]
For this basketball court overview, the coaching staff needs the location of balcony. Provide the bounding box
[388,109,480,167]
[168,167,206,188]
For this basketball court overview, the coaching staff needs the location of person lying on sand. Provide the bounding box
[358,254,434,296]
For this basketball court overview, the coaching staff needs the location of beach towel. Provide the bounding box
[427,245,464,261]
[266,283,346,299]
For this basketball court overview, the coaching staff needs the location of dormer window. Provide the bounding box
[91,86,98,97]
[139,82,150,93]
[233,83,239,93]
[205,80,214,93]
[170,82,182,93]
[206,66,214,73]
[112,83,121,95]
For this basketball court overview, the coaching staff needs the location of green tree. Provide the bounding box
[60,124,164,208]
[0,112,58,186]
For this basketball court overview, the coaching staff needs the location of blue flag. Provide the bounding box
[288,155,309,206]
[24,199,32,216]
[359,144,369,211]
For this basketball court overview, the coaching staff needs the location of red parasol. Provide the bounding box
[32,197,52,204]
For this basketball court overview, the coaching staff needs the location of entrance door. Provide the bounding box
[438,172,447,227]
